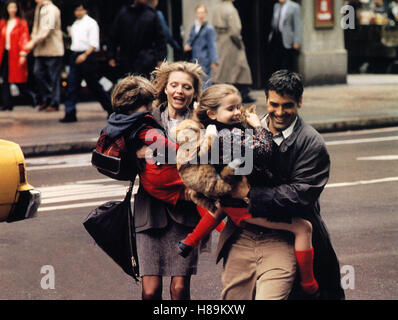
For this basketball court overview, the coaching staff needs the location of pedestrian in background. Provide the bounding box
[108,0,167,79]
[59,2,112,123]
[184,4,218,89]
[148,0,181,55]
[267,0,302,78]
[0,0,35,111]
[212,0,255,103]
[24,0,64,112]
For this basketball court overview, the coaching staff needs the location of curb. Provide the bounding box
[20,117,398,158]
[22,140,97,158]
[311,117,398,133]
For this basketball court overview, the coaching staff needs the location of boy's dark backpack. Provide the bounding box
[91,130,138,181]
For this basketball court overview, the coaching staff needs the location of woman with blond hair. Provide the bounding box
[134,61,206,300]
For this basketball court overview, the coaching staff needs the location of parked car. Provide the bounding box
[0,139,40,222]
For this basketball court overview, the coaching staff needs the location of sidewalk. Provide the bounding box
[1,74,398,157]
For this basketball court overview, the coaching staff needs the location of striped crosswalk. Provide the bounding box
[38,178,138,213]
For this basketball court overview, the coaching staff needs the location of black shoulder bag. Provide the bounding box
[83,181,140,282]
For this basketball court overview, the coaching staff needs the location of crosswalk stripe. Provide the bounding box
[37,180,139,213]
[38,201,121,212]
[325,135,398,146]
[42,190,128,205]
[326,176,398,188]
[39,184,127,198]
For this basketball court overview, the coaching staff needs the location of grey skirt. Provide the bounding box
[136,217,199,276]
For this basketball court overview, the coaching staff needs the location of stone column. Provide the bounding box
[300,0,348,85]
[182,0,348,86]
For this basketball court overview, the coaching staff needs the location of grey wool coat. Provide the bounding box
[211,1,252,85]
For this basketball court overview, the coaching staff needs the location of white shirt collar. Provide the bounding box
[194,20,202,33]
[75,14,88,23]
[261,115,298,146]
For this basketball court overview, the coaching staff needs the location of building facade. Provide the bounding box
[182,0,348,87]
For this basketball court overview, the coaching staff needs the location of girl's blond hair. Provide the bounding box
[151,61,205,108]
[194,84,241,125]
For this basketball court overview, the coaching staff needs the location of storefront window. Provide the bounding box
[345,0,398,25]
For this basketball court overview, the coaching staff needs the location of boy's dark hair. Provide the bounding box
[265,70,304,103]
[111,75,156,114]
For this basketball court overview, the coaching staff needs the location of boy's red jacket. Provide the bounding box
[104,111,183,205]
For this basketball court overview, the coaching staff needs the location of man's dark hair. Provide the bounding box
[72,0,88,11]
[265,70,304,103]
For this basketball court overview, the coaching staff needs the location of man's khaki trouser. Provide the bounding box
[221,229,297,300]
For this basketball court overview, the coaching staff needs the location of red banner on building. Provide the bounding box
[315,0,335,28]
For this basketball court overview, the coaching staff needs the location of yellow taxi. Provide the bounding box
[0,139,41,222]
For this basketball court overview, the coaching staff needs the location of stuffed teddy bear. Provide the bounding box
[172,106,256,212]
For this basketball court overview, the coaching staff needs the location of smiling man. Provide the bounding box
[216,70,345,300]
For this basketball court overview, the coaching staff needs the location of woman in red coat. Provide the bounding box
[0,0,34,111]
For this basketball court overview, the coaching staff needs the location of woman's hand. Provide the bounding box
[184,44,192,52]
[136,145,147,159]
[19,56,26,66]
[181,187,195,201]
[136,145,156,164]
[230,176,250,200]
[136,145,154,159]
[24,41,34,51]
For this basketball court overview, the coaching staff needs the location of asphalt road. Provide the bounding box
[0,126,397,300]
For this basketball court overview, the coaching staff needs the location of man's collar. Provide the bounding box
[76,14,88,21]
[261,115,298,146]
